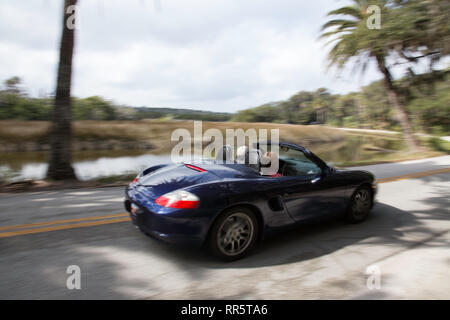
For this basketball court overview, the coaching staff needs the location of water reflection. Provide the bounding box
[0,153,172,181]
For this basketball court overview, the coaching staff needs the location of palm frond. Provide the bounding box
[321,19,358,31]
[320,0,388,76]
[327,6,363,19]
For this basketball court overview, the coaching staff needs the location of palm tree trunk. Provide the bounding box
[47,0,77,180]
[375,54,419,152]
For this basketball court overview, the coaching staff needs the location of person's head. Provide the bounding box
[260,151,279,175]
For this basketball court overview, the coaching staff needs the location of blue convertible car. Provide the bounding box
[124,142,377,260]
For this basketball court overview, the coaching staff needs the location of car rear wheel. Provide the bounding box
[345,185,372,223]
[208,207,258,261]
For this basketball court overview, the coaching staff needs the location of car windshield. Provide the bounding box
[278,147,322,176]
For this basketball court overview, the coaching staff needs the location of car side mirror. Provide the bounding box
[326,166,336,175]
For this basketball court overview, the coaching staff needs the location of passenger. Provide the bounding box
[260,152,282,177]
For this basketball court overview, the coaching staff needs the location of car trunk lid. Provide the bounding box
[136,164,221,199]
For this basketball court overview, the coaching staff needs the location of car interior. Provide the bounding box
[215,145,322,177]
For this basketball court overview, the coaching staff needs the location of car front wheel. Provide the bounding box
[208,207,258,261]
[345,185,373,223]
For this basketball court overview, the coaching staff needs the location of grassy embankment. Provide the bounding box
[0,119,349,153]
[0,119,446,154]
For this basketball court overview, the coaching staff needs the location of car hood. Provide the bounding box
[336,168,375,182]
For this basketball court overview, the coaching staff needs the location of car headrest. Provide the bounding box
[215,145,234,163]
[260,151,279,176]
[248,149,261,172]
[236,146,249,164]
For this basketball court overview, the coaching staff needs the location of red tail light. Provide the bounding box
[155,190,200,209]
[132,173,142,184]
[185,164,206,172]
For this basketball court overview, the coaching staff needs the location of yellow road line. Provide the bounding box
[0,167,448,239]
[0,217,130,238]
[0,212,128,232]
[377,167,450,184]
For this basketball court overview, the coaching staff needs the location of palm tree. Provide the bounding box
[47,0,78,180]
[320,0,419,151]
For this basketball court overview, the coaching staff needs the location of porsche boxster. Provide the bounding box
[124,142,377,260]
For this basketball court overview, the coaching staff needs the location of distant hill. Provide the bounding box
[133,107,232,121]
[0,80,233,122]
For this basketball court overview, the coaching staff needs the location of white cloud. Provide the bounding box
[0,0,383,112]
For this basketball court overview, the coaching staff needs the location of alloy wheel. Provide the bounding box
[216,212,254,257]
[352,188,371,217]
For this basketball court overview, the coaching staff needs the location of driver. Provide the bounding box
[260,151,282,177]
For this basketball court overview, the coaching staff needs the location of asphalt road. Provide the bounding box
[0,156,449,299]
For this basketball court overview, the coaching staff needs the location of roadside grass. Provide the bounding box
[0,121,50,143]
[92,173,137,185]
[0,172,138,191]
[336,136,445,167]
[336,150,444,167]
[427,137,450,154]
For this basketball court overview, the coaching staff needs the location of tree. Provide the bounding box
[47,0,78,180]
[4,76,22,93]
[361,80,394,129]
[320,0,420,151]
[388,0,449,69]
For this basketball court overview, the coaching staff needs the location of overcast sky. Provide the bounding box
[0,0,383,112]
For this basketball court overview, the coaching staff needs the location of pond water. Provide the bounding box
[0,151,172,182]
[0,136,404,181]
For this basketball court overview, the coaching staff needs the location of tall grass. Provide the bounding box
[0,120,349,153]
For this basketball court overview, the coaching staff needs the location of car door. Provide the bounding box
[277,148,345,221]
